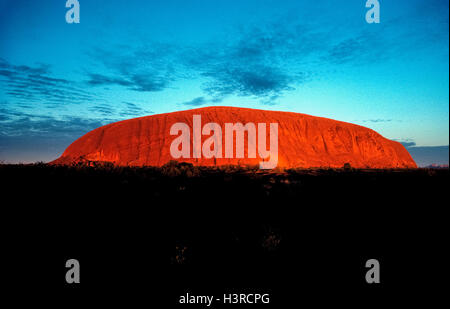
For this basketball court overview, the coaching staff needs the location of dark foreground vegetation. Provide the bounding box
[2,162,448,305]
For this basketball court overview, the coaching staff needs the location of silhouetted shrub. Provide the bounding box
[161,160,199,178]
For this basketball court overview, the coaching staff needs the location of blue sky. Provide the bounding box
[0,0,448,163]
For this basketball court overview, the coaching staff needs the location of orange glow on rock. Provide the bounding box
[51,106,417,169]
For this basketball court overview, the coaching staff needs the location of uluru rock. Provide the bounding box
[51,106,417,169]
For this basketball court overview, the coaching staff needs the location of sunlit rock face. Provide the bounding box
[51,106,417,169]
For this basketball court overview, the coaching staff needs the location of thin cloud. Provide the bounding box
[0,58,95,104]
[88,104,116,116]
[400,141,417,148]
[181,97,208,106]
[202,65,296,99]
[362,119,393,123]
[0,110,113,163]
[180,96,223,107]
[119,102,153,117]
[85,44,178,93]
[0,109,110,139]
[393,138,417,148]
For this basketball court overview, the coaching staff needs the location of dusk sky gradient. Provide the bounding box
[0,0,448,164]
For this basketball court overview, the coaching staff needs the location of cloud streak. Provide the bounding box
[362,119,393,123]
[85,44,178,93]
[0,109,112,163]
[180,96,223,107]
[0,58,95,105]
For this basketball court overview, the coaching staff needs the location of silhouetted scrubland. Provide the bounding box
[2,161,447,302]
